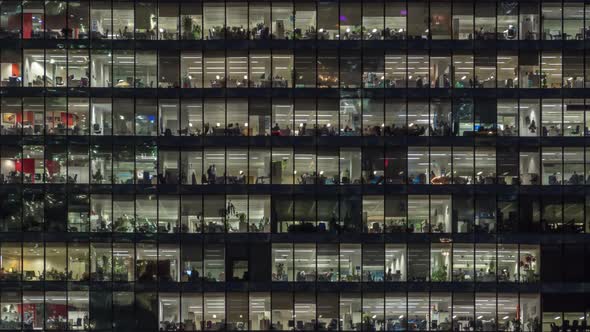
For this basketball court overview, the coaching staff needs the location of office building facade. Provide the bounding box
[0,0,588,331]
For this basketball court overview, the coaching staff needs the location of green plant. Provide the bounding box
[488,260,496,274]
[431,264,448,282]
[193,24,201,39]
[363,315,376,331]
[275,262,285,279]
[113,260,128,275]
[346,274,360,282]
[511,319,521,332]
[353,25,362,35]
[526,316,539,332]
[258,216,269,230]
[182,16,192,38]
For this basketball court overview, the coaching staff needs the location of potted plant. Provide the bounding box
[431,264,448,282]
[193,24,201,40]
[488,260,496,275]
[275,262,285,281]
[363,315,376,332]
[526,316,539,332]
[257,216,269,232]
[519,254,537,282]
[182,16,193,39]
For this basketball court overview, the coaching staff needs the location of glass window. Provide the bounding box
[476,244,497,282]
[181,241,202,282]
[227,51,248,88]
[226,3,247,39]
[67,1,89,40]
[179,293,202,330]
[542,147,562,185]
[363,2,384,40]
[317,293,338,330]
[248,99,270,136]
[158,51,179,88]
[159,2,179,40]
[430,243,451,282]
[340,3,361,40]
[135,99,157,135]
[340,244,361,282]
[1,98,22,134]
[249,3,270,40]
[385,293,406,330]
[90,242,112,281]
[318,99,338,136]
[294,3,315,40]
[317,50,338,88]
[112,50,134,88]
[135,50,157,88]
[271,292,292,330]
[519,245,539,283]
[272,3,293,39]
[1,49,22,87]
[407,0,428,39]
[294,244,316,282]
[24,50,45,87]
[363,244,384,282]
[113,0,134,39]
[226,293,247,329]
[340,51,361,88]
[475,147,496,184]
[453,1,473,40]
[179,99,202,136]
[159,100,179,136]
[542,2,561,40]
[520,2,539,40]
[225,195,247,232]
[179,195,202,233]
[407,293,429,329]
[385,2,406,40]
[542,52,562,89]
[453,54,474,88]
[452,243,474,281]
[498,1,518,40]
[272,244,293,282]
[0,0,21,39]
[363,293,384,331]
[0,243,21,280]
[294,50,315,88]
[317,244,338,282]
[204,244,225,282]
[203,293,226,331]
[203,195,225,232]
[430,1,451,40]
[0,290,21,328]
[317,2,337,40]
[134,1,156,40]
[204,51,225,88]
[564,3,584,40]
[452,293,474,331]
[158,195,179,234]
[203,3,225,39]
[249,195,270,232]
[497,244,518,282]
[339,294,362,331]
[430,99,452,135]
[475,1,496,39]
[90,0,111,39]
[272,51,293,88]
[181,3,202,40]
